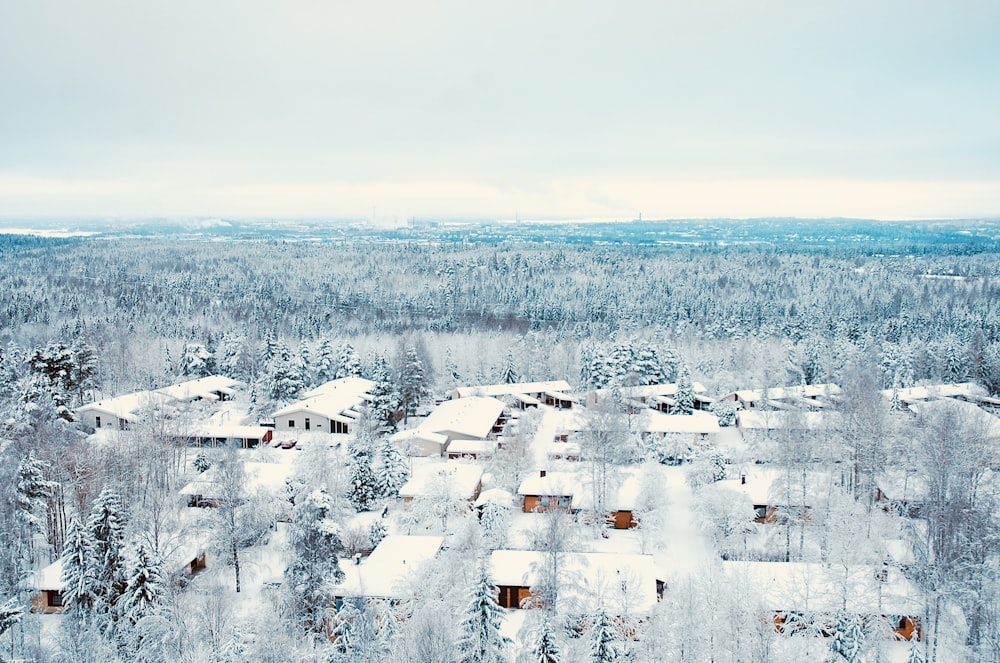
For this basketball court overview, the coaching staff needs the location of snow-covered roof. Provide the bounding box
[76,390,173,421]
[474,488,514,508]
[27,559,65,591]
[334,535,444,599]
[179,460,294,498]
[737,410,833,431]
[908,398,1000,439]
[390,428,449,448]
[640,410,721,435]
[398,461,484,500]
[154,375,243,402]
[884,382,985,404]
[450,381,573,400]
[570,469,642,511]
[592,381,708,400]
[875,469,929,503]
[708,466,828,505]
[726,383,842,404]
[489,550,661,613]
[722,561,923,616]
[517,470,581,498]
[415,396,505,440]
[272,377,375,421]
[187,424,272,440]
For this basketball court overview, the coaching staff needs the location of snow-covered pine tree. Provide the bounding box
[399,345,428,424]
[590,608,621,662]
[336,342,363,380]
[529,616,561,663]
[347,429,379,512]
[193,453,210,473]
[180,342,215,378]
[455,561,508,663]
[369,519,387,549]
[285,489,346,638]
[829,611,865,662]
[671,365,695,415]
[315,338,336,384]
[15,450,57,560]
[368,353,400,432]
[0,597,22,639]
[376,436,409,500]
[499,351,520,385]
[116,544,165,631]
[85,488,129,622]
[61,516,98,616]
[479,499,511,550]
[263,342,306,406]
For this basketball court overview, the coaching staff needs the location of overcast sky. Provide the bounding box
[1,1,998,222]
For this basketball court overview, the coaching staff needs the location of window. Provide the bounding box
[288,420,295,428]
[49,591,64,607]
[305,418,311,431]
[95,416,101,428]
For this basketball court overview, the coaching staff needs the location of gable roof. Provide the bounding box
[154,375,243,402]
[334,535,444,599]
[415,396,506,440]
[398,461,484,500]
[517,471,581,498]
[271,377,375,421]
[450,380,573,400]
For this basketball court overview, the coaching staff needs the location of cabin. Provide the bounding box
[517,470,580,514]
[175,424,274,449]
[638,410,721,446]
[883,382,987,411]
[723,561,923,641]
[398,462,484,504]
[271,377,375,435]
[391,396,507,456]
[332,535,444,604]
[721,383,841,411]
[490,550,663,612]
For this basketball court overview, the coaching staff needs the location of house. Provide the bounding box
[175,424,274,449]
[76,390,174,430]
[398,461,484,503]
[723,561,923,641]
[874,469,928,517]
[517,470,581,513]
[589,382,713,412]
[722,384,841,411]
[446,439,498,459]
[76,375,245,430]
[638,410,721,445]
[390,396,507,456]
[332,535,444,603]
[735,410,834,444]
[883,382,987,411]
[489,550,663,613]
[153,375,243,403]
[570,469,642,529]
[271,377,375,435]
[179,460,295,508]
[449,381,574,409]
[708,467,820,524]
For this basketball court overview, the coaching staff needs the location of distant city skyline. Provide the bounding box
[1,1,998,221]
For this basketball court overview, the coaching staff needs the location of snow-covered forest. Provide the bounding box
[1,225,1000,662]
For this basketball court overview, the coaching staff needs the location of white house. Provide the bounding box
[391,396,507,456]
[271,377,375,435]
[449,380,574,408]
[722,383,842,411]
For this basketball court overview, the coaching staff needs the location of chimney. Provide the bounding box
[353,553,361,565]
[740,473,746,485]
[540,469,547,478]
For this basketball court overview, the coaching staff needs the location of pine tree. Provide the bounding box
[376,436,409,499]
[368,353,400,432]
[336,342,363,380]
[263,342,306,406]
[830,611,865,662]
[61,516,98,616]
[117,544,165,629]
[315,338,336,384]
[15,451,57,558]
[671,365,695,415]
[529,616,561,663]
[369,519,387,549]
[479,499,510,550]
[455,561,509,663]
[347,431,379,512]
[590,609,621,662]
[499,351,520,385]
[285,490,346,637]
[0,597,22,638]
[180,343,215,378]
[399,345,428,424]
[85,488,129,623]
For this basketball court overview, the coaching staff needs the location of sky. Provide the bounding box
[1,1,998,222]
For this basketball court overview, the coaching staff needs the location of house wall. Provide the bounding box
[78,408,124,430]
[522,495,573,513]
[496,585,537,609]
[274,412,332,433]
[31,590,66,614]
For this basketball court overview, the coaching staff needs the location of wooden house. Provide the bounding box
[570,469,643,529]
[332,535,444,604]
[723,561,923,641]
[707,467,822,524]
[490,550,663,612]
[517,470,580,513]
